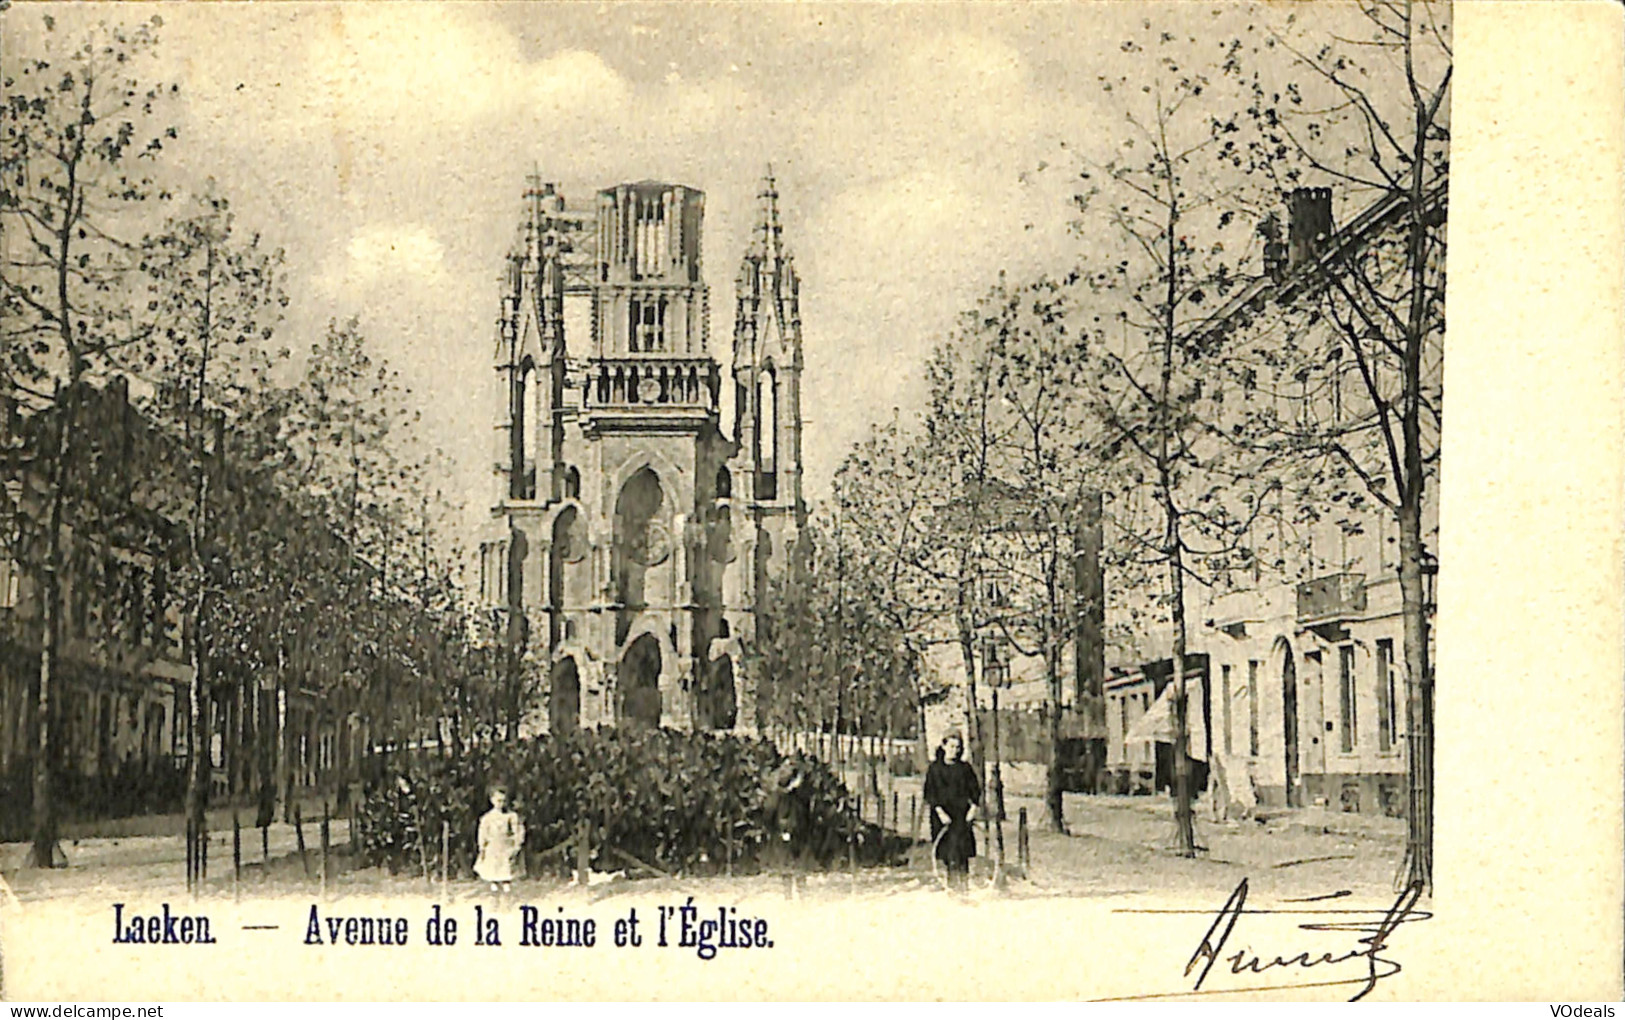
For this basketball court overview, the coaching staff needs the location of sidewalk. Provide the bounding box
[0,799,352,876]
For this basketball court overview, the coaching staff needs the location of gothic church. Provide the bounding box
[477,175,806,734]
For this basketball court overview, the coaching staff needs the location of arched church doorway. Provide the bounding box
[614,467,666,646]
[550,506,585,648]
[1278,638,1300,807]
[699,655,737,731]
[551,657,580,734]
[619,634,663,729]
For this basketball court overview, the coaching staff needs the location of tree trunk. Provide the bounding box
[1400,69,1437,893]
[956,613,984,788]
[1168,535,1196,857]
[1399,488,1432,889]
[28,384,73,868]
[1045,551,1067,834]
[185,592,210,890]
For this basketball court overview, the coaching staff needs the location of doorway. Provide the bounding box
[550,658,580,735]
[619,634,663,729]
[1280,641,1300,807]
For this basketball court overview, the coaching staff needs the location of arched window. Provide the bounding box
[564,465,581,500]
[757,366,778,500]
[514,358,536,499]
[715,466,732,500]
[758,366,777,474]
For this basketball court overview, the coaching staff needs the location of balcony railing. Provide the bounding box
[1296,572,1367,623]
[581,357,719,412]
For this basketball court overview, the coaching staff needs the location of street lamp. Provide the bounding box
[984,637,1008,823]
[1419,549,1439,617]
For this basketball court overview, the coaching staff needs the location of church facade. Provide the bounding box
[476,176,806,734]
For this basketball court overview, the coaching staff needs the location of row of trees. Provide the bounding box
[759,2,1446,886]
[1,15,513,871]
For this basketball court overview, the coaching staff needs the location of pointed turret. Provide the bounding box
[731,167,806,534]
[492,176,571,504]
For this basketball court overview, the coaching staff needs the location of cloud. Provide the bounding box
[344,223,447,284]
[526,50,631,117]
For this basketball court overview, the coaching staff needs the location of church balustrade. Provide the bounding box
[582,357,720,411]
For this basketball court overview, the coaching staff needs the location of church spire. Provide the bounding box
[732,170,805,522]
[752,164,787,264]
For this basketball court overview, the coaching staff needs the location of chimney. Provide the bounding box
[1258,213,1287,280]
[1287,187,1333,269]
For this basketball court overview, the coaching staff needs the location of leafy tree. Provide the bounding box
[830,419,946,767]
[750,513,916,773]
[838,278,1105,834]
[1228,0,1449,887]
[273,318,424,797]
[0,13,177,866]
[1074,16,1269,855]
[928,279,1102,832]
[130,188,286,886]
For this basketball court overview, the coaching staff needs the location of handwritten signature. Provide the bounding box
[1180,878,1431,1001]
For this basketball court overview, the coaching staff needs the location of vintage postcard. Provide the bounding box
[0,0,1619,1002]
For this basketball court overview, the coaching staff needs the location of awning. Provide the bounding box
[1124,679,1208,761]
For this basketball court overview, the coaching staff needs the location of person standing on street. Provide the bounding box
[474,784,525,898]
[924,733,981,893]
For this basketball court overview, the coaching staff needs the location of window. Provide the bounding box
[0,496,17,609]
[1221,664,1233,756]
[128,566,147,647]
[150,566,167,651]
[0,556,16,609]
[1339,644,1358,753]
[1247,659,1260,757]
[1377,638,1397,752]
[630,297,665,352]
[758,368,777,473]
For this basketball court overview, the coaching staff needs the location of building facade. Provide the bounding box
[0,380,353,835]
[1105,183,1444,817]
[478,175,807,735]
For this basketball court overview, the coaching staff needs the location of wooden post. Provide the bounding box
[1018,807,1029,869]
[261,821,269,864]
[892,791,899,834]
[320,801,331,899]
[440,820,449,900]
[294,803,309,878]
[232,810,242,896]
[576,819,590,887]
[848,814,857,894]
[982,808,991,882]
[909,794,920,843]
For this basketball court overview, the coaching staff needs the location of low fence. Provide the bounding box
[764,730,925,774]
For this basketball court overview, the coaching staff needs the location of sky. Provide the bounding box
[7,1,1355,546]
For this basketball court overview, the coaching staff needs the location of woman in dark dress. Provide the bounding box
[923,733,980,892]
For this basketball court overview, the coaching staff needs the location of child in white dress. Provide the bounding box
[474,785,525,896]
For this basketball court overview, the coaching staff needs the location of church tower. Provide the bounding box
[480,172,807,739]
[730,170,808,582]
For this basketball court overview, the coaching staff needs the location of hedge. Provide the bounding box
[355,727,901,878]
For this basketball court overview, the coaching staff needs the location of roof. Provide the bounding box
[1194,176,1449,346]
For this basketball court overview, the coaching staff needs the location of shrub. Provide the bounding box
[355,728,898,878]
